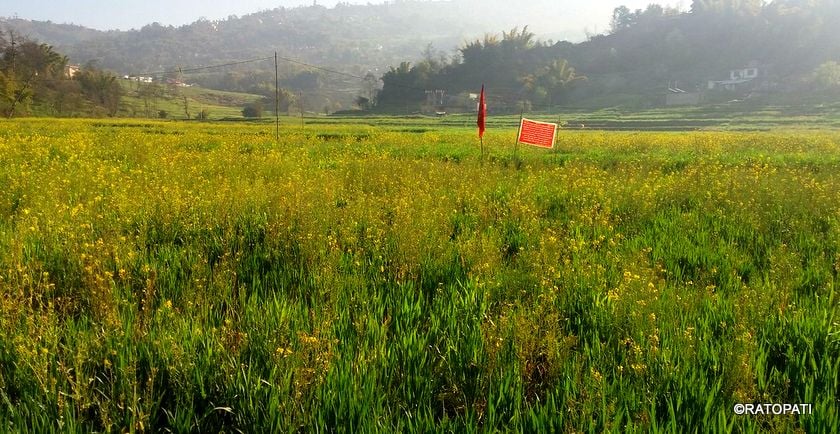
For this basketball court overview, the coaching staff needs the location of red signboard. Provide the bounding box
[517,118,558,148]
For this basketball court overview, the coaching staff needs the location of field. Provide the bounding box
[116,82,264,120]
[0,118,838,432]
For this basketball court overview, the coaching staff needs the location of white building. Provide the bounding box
[708,64,762,90]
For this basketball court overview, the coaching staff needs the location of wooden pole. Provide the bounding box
[299,91,304,129]
[274,52,280,141]
[513,108,524,165]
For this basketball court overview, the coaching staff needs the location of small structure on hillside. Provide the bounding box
[665,80,703,106]
[64,64,80,79]
[124,76,155,83]
[666,91,703,106]
[166,78,191,87]
[708,62,764,91]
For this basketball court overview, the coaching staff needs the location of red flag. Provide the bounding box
[477,85,486,138]
[517,118,558,148]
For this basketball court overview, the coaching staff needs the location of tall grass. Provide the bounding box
[0,119,838,432]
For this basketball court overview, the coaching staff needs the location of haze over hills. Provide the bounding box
[0,0,651,40]
[2,0,840,116]
[1,1,598,111]
[2,3,465,75]
[0,1,658,74]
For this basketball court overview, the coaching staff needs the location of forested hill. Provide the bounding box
[3,0,840,113]
[374,0,840,111]
[0,1,505,76]
[560,0,840,105]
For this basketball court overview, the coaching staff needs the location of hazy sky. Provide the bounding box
[0,0,675,39]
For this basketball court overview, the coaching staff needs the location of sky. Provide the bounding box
[0,0,676,39]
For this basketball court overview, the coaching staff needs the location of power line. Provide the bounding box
[275,54,368,81]
[274,54,429,93]
[23,52,584,113]
[129,56,274,77]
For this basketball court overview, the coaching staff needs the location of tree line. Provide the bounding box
[0,30,123,117]
[4,1,840,117]
[374,28,585,113]
[371,0,840,112]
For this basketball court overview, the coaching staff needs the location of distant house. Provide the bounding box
[665,80,703,106]
[64,64,80,79]
[708,62,764,91]
[666,92,703,106]
[124,76,155,83]
[166,78,190,87]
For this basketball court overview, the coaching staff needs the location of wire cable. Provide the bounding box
[129,56,274,77]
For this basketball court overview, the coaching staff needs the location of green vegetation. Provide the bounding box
[0,31,122,118]
[375,0,840,112]
[375,28,585,113]
[0,30,266,120]
[812,61,840,93]
[117,81,264,120]
[312,100,840,131]
[0,30,293,120]
[6,1,840,113]
[0,119,837,432]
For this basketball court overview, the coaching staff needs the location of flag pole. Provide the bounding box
[274,52,280,142]
[478,84,486,162]
[514,107,523,166]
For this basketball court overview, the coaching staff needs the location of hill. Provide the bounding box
[1,2,482,75]
[373,1,840,112]
[1,1,494,111]
[3,1,840,114]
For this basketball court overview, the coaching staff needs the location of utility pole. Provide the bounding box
[9,31,16,75]
[299,91,304,128]
[275,52,280,141]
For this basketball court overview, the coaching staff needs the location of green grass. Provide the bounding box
[337,100,840,131]
[0,119,838,432]
[117,81,264,119]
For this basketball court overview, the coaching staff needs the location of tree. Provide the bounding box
[376,62,425,109]
[0,70,33,117]
[611,6,635,33]
[0,33,69,117]
[501,26,536,51]
[362,72,379,102]
[812,61,840,92]
[691,0,762,16]
[183,96,191,119]
[77,67,123,116]
[520,58,587,108]
[51,80,83,116]
[354,96,372,110]
[242,102,263,118]
[264,89,297,114]
[137,82,164,117]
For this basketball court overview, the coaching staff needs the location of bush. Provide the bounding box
[812,61,840,92]
[242,103,263,118]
